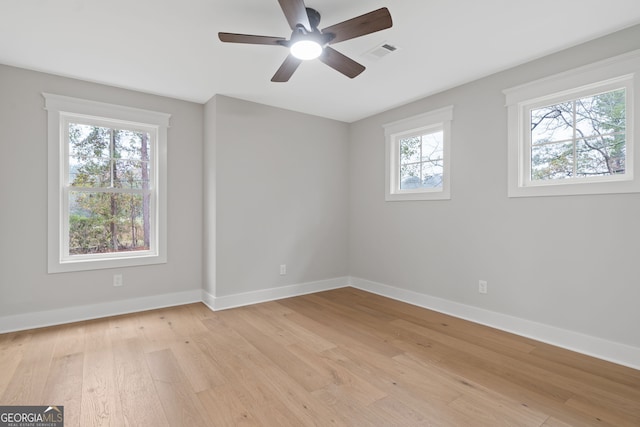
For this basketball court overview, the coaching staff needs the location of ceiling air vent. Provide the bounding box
[364,42,399,61]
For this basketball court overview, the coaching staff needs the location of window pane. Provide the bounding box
[531,103,573,145]
[531,141,573,180]
[115,130,144,159]
[421,131,443,162]
[576,135,626,176]
[69,191,150,255]
[400,136,421,163]
[69,124,111,158]
[421,161,443,188]
[400,163,422,189]
[113,159,149,189]
[69,156,111,187]
[575,89,625,138]
[69,123,111,188]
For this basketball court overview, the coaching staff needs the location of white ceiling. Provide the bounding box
[2,0,640,122]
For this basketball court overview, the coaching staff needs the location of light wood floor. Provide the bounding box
[1,288,639,426]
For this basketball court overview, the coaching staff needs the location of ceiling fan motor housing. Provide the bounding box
[306,7,321,30]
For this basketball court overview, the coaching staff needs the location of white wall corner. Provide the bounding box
[349,276,640,371]
[201,288,217,312]
[0,289,202,334]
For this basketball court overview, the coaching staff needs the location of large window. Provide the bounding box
[44,94,170,273]
[504,50,640,197]
[384,106,453,201]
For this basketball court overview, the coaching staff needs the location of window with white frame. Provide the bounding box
[44,93,170,273]
[504,50,640,197]
[384,106,453,201]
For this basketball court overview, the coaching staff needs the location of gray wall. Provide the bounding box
[210,95,349,296]
[349,25,640,348]
[0,64,203,316]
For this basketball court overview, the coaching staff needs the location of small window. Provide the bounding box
[44,94,170,273]
[384,106,453,201]
[504,50,640,197]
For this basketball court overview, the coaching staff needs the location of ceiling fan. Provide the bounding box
[218,0,393,82]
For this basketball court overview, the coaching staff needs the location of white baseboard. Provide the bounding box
[350,277,640,371]
[202,276,350,311]
[0,289,202,334]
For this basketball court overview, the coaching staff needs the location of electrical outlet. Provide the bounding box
[279,264,287,275]
[113,274,123,287]
[478,280,488,294]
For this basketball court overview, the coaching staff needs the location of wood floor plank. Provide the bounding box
[51,323,86,358]
[541,416,579,426]
[220,308,332,393]
[80,324,123,427]
[145,348,212,426]
[112,338,169,426]
[197,383,265,426]
[241,357,348,427]
[564,395,640,427]
[196,316,276,384]
[391,318,576,401]
[400,336,622,426]
[310,388,388,426]
[245,302,337,353]
[387,313,640,420]
[369,395,430,425]
[0,289,638,426]
[132,308,181,354]
[447,393,544,427]
[530,341,640,387]
[199,376,310,427]
[0,332,30,398]
[106,313,139,342]
[1,328,58,405]
[314,346,474,425]
[169,337,227,393]
[347,289,540,353]
[40,352,84,427]
[164,304,210,338]
[279,296,404,358]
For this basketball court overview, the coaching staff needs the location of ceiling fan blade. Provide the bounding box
[218,32,287,46]
[321,7,392,44]
[319,47,365,79]
[278,0,311,31]
[271,54,303,82]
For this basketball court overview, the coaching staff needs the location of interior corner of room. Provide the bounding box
[1,21,640,373]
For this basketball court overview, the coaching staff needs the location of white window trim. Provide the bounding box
[384,106,453,201]
[43,93,170,273]
[504,49,640,197]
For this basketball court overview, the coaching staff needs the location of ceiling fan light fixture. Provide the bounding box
[290,39,323,60]
[218,3,393,81]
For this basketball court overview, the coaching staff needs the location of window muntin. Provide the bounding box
[44,93,169,273]
[384,106,453,201]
